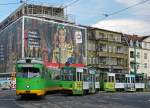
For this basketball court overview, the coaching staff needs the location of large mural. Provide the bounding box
[24,17,86,68]
[0,16,86,72]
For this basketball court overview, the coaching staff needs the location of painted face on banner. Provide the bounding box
[75,30,82,44]
[59,29,66,45]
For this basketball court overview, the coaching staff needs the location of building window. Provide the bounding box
[144,53,147,59]
[136,41,139,47]
[144,63,147,68]
[108,34,113,41]
[130,63,134,69]
[96,57,99,64]
[137,64,140,69]
[99,44,107,52]
[147,43,150,49]
[88,58,92,64]
[130,40,133,47]
[90,58,96,65]
[144,42,147,49]
[137,52,140,58]
[108,46,113,52]
[98,32,104,39]
[130,51,134,58]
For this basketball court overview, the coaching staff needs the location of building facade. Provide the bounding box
[127,35,150,78]
[141,36,150,77]
[87,27,128,74]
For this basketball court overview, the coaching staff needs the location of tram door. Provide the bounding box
[99,72,107,91]
[89,69,95,93]
[75,68,83,91]
[95,74,100,91]
[105,73,115,91]
[125,74,136,91]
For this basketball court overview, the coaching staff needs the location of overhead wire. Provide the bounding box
[0,2,20,5]
[101,0,150,20]
[63,0,80,8]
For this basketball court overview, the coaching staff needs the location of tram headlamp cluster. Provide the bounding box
[26,85,30,88]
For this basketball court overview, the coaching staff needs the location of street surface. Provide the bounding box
[0,90,150,108]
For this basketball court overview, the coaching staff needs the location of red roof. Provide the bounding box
[125,34,148,42]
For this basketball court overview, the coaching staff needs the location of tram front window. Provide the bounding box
[17,67,40,78]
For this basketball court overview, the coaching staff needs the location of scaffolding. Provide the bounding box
[0,3,75,31]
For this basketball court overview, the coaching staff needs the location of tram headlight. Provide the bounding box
[26,85,30,88]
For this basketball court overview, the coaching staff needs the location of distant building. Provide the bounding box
[126,34,150,77]
[87,27,128,74]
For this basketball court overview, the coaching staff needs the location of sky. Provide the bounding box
[0,0,150,36]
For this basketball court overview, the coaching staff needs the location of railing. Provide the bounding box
[27,13,75,23]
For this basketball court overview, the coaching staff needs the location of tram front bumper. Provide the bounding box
[16,90,45,96]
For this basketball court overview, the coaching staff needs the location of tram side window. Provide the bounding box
[126,77,130,83]
[131,77,135,83]
[116,74,120,83]
[135,76,139,83]
[51,70,60,80]
[62,69,75,81]
[83,74,89,81]
[116,74,125,83]
[136,75,144,83]
[125,77,128,83]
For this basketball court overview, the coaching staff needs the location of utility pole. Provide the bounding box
[134,43,137,74]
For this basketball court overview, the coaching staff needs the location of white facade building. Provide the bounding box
[127,35,150,77]
[141,37,150,77]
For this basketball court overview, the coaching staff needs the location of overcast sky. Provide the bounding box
[0,0,150,36]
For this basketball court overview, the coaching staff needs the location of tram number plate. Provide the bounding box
[26,90,30,93]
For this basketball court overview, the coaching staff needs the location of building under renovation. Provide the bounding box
[0,3,86,73]
[0,3,75,31]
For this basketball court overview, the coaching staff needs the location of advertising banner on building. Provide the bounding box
[0,18,22,73]
[0,16,86,72]
[24,17,86,68]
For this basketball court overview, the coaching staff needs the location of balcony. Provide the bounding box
[98,52,128,58]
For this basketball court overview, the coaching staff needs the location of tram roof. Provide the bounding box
[17,58,43,64]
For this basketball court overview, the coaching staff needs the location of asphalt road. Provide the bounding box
[0,90,150,108]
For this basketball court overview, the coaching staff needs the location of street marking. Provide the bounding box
[0,98,15,101]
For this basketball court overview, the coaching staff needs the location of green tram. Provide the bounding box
[99,73,144,92]
[16,57,146,97]
[16,58,47,96]
[45,67,62,92]
[60,66,99,95]
[99,72,116,92]
[135,74,145,91]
